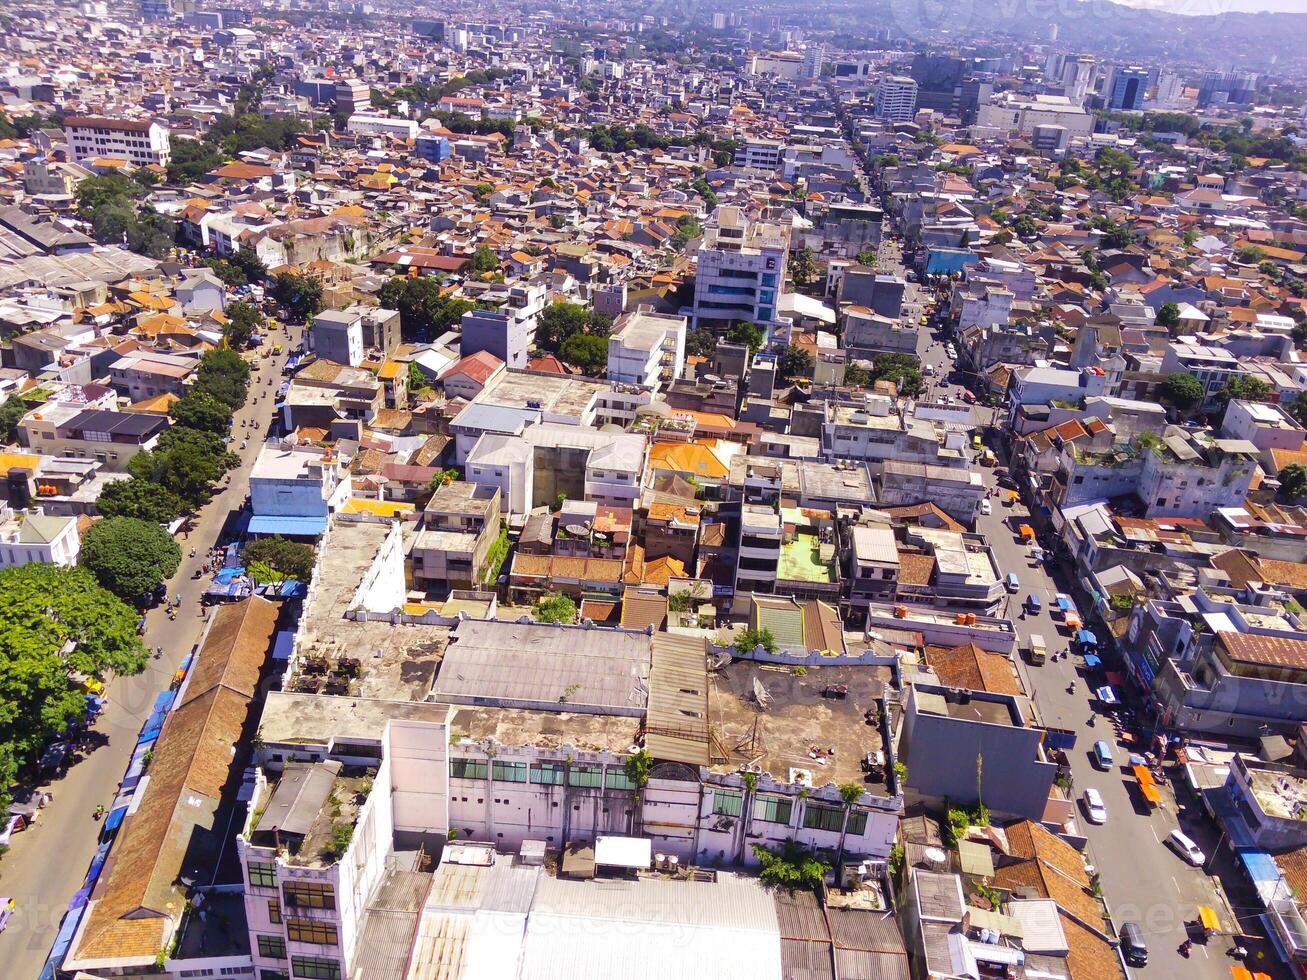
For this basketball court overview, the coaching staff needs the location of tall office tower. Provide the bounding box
[875,76,919,123]
[1108,66,1150,111]
[1061,55,1095,106]
[803,43,825,81]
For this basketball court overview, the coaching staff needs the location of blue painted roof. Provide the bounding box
[247,514,327,536]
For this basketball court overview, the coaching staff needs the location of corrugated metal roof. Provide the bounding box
[781,938,835,980]
[645,633,710,766]
[827,907,909,953]
[833,947,911,980]
[775,889,829,941]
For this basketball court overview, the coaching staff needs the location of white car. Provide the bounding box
[980,499,992,516]
[1166,829,1205,866]
[1082,788,1107,824]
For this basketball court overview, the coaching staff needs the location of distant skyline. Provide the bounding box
[1111,0,1307,13]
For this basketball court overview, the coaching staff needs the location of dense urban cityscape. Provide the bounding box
[2,1,1307,978]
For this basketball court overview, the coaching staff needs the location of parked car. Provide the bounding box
[1119,921,1148,965]
[980,499,992,516]
[1092,740,1114,770]
[1025,593,1041,614]
[1166,829,1206,866]
[1082,787,1107,824]
[1005,572,1020,592]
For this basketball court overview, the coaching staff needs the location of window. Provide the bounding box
[713,788,744,817]
[753,794,793,824]
[846,810,868,836]
[257,934,286,959]
[287,919,339,945]
[283,881,335,910]
[803,803,845,832]
[450,758,488,780]
[260,971,290,980]
[568,764,602,788]
[530,762,565,784]
[492,761,527,783]
[267,899,281,924]
[248,862,278,889]
[291,956,341,980]
[604,767,635,791]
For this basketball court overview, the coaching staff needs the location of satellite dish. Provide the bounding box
[752,675,773,709]
[924,846,947,865]
[565,524,590,537]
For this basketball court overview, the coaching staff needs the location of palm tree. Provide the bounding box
[836,782,864,868]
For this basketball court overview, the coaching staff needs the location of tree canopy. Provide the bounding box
[869,353,925,397]
[778,345,813,382]
[271,271,324,320]
[1279,464,1307,502]
[0,564,148,818]
[95,477,185,524]
[558,333,608,376]
[790,246,818,288]
[223,300,264,350]
[1159,372,1205,412]
[170,389,233,436]
[194,348,251,412]
[533,593,577,624]
[128,426,239,508]
[80,516,182,601]
[243,536,316,582]
[726,321,766,354]
[379,275,475,341]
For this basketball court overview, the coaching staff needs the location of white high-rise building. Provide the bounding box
[803,43,825,80]
[875,76,919,123]
[64,116,171,167]
[691,207,791,344]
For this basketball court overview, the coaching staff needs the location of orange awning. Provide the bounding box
[1066,614,1083,628]
[1019,524,1035,538]
[1231,965,1253,980]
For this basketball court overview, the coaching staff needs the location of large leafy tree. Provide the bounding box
[0,564,148,818]
[779,345,814,381]
[1155,301,1181,329]
[0,395,29,443]
[194,348,251,411]
[870,352,925,397]
[96,477,185,524]
[685,327,717,360]
[379,276,474,341]
[559,333,608,376]
[533,593,576,624]
[1213,374,1273,416]
[243,536,316,582]
[80,517,182,601]
[726,321,765,354]
[1279,464,1307,502]
[170,389,232,435]
[1159,372,1205,412]
[223,300,264,350]
[271,271,323,319]
[535,302,592,353]
[128,426,239,507]
[790,246,818,288]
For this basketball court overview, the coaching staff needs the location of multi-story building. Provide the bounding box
[20,405,168,472]
[460,282,545,370]
[606,310,686,391]
[106,350,194,401]
[345,113,419,141]
[976,93,1093,148]
[875,75,919,123]
[64,116,170,167]
[802,42,825,80]
[691,207,790,345]
[732,138,786,171]
[248,441,349,538]
[1108,66,1150,111]
[735,503,782,595]
[411,481,502,590]
[335,78,371,115]
[0,505,80,568]
[311,305,401,367]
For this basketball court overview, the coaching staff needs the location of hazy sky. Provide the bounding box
[1113,0,1307,12]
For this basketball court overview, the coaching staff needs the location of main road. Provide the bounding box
[0,326,299,979]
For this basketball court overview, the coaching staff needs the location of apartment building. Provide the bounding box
[248,441,349,537]
[606,310,686,391]
[459,282,546,369]
[732,138,786,170]
[875,75,919,123]
[310,305,402,368]
[735,502,783,595]
[0,505,80,568]
[20,405,167,472]
[107,350,194,401]
[345,113,419,141]
[64,115,171,166]
[691,206,791,344]
[411,481,503,590]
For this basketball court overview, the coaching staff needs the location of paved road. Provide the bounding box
[0,328,298,978]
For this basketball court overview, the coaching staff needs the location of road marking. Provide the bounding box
[1150,825,1160,843]
[1173,875,1181,894]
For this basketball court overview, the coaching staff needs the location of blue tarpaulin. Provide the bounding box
[85,841,111,883]
[68,886,91,911]
[1240,849,1286,904]
[1056,595,1074,612]
[153,690,175,712]
[1095,685,1119,705]
[1078,629,1098,647]
[273,629,295,662]
[1083,654,1102,669]
[247,515,327,536]
[103,805,127,833]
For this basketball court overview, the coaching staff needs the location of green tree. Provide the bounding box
[855,248,878,267]
[80,517,181,601]
[778,345,813,381]
[95,478,184,524]
[242,536,316,581]
[869,353,924,397]
[790,246,818,288]
[469,246,500,273]
[734,627,777,655]
[753,839,829,891]
[194,348,251,411]
[1158,372,1205,413]
[271,271,323,319]
[533,593,577,624]
[1287,391,1307,427]
[535,302,592,352]
[0,564,148,819]
[223,300,263,350]
[726,321,766,354]
[1012,214,1038,240]
[685,327,717,359]
[1155,302,1181,329]
[0,395,29,443]
[844,361,871,387]
[559,333,608,376]
[170,389,232,435]
[408,360,431,392]
[1214,375,1273,415]
[1279,463,1307,502]
[380,276,476,341]
[128,426,239,507]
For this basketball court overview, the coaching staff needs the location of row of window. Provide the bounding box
[711,789,868,834]
[255,938,341,978]
[246,864,338,910]
[449,758,636,790]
